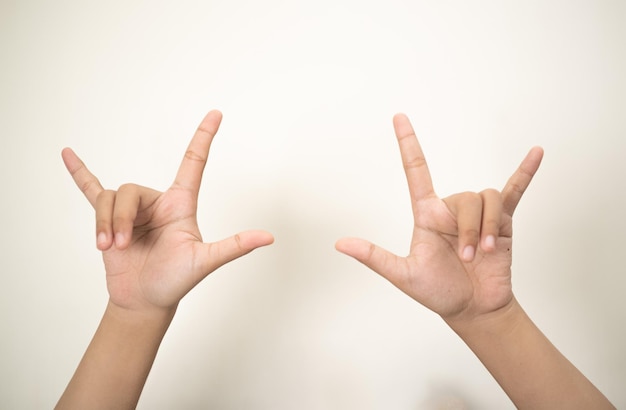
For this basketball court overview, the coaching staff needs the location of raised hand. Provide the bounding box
[62,110,274,313]
[336,114,543,321]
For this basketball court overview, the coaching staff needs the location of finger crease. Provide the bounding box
[184,149,207,163]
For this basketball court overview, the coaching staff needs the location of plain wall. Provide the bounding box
[1,0,624,408]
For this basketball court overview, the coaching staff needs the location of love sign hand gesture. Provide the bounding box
[336,114,543,321]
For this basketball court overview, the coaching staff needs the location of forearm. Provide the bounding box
[55,301,176,410]
[445,298,614,409]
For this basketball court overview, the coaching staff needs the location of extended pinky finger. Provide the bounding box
[502,147,544,216]
[61,148,104,208]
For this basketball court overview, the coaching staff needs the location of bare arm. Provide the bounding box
[447,297,612,409]
[56,304,175,409]
[56,110,274,409]
[336,114,614,409]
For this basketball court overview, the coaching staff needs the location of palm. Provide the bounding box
[336,114,543,320]
[101,188,203,310]
[62,111,274,313]
[404,202,514,318]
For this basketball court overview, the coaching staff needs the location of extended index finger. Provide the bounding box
[61,147,104,208]
[393,113,436,203]
[502,146,544,216]
[172,110,223,194]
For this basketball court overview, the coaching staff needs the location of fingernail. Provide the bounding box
[485,235,496,250]
[462,246,475,261]
[97,232,107,248]
[115,232,125,248]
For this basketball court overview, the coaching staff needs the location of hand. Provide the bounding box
[336,114,543,321]
[62,110,274,314]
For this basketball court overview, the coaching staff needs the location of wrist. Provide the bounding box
[105,299,177,331]
[442,297,615,409]
[443,296,526,340]
[56,299,178,409]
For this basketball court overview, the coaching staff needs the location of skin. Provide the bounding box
[55,110,613,409]
[55,110,274,409]
[335,114,614,409]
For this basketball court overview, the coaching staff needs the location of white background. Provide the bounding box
[1,0,624,408]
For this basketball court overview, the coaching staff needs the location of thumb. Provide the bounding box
[335,237,404,284]
[197,230,274,275]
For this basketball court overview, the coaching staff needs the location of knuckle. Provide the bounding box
[184,149,207,163]
[112,215,129,229]
[234,233,243,250]
[196,124,216,137]
[367,242,377,261]
[79,177,99,195]
[95,219,110,233]
[117,183,138,193]
[463,228,480,242]
[481,188,501,198]
[95,189,115,205]
[403,154,427,171]
[483,217,500,230]
[459,191,481,206]
[480,189,504,210]
[510,182,525,194]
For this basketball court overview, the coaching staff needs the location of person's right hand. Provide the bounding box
[62,110,274,314]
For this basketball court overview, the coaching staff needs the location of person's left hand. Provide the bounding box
[336,114,543,321]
